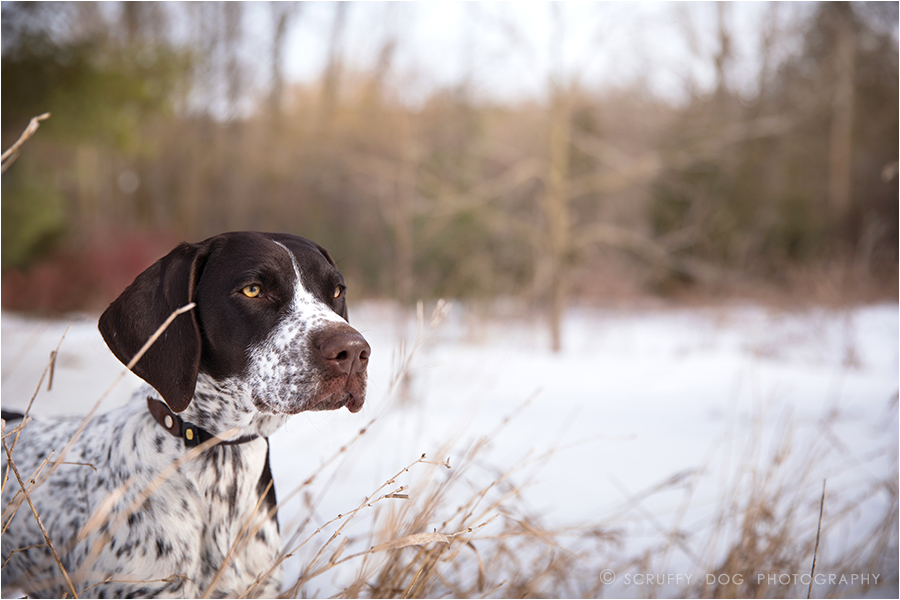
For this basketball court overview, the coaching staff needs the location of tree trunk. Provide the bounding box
[541,4,572,353]
[828,2,856,222]
[269,2,296,119]
[714,2,732,106]
[544,87,572,353]
[395,141,416,310]
[319,2,348,133]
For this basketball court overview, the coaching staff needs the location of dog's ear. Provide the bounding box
[312,241,337,268]
[99,241,209,413]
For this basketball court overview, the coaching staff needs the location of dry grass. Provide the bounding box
[2,304,897,599]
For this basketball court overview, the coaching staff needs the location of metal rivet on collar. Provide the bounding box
[147,397,259,448]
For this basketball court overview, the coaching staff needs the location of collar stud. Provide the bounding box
[146,397,260,449]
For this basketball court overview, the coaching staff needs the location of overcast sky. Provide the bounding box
[60,1,819,113]
[273,1,814,106]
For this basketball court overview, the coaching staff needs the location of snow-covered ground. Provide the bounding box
[2,302,897,597]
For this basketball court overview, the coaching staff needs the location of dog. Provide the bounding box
[1,231,370,598]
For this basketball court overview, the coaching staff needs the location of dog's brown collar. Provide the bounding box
[146,397,260,448]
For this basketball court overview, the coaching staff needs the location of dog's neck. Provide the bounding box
[144,374,291,439]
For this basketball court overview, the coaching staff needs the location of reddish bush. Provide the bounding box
[1,228,181,314]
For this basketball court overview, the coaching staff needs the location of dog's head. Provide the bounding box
[99,231,369,415]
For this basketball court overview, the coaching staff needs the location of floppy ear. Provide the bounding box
[312,241,337,268]
[99,241,208,413]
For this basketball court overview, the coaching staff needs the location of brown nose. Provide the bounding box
[316,328,370,375]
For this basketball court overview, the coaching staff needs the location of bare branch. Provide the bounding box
[568,115,796,199]
[1,113,51,172]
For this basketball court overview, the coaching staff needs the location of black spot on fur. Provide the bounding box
[200,545,217,577]
[257,440,279,531]
[156,537,171,559]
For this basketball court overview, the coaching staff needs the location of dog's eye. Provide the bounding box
[242,285,262,298]
[334,286,343,299]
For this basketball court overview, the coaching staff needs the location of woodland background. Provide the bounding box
[1,5,898,597]
[1,1,897,351]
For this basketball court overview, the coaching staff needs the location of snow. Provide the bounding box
[2,302,897,596]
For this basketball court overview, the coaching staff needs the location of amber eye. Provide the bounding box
[334,286,343,299]
[242,285,261,298]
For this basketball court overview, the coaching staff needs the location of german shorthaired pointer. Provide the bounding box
[1,232,369,598]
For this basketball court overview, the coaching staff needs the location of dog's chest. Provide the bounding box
[180,441,282,597]
[121,412,282,597]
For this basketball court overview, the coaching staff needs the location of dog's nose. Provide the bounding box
[316,328,370,375]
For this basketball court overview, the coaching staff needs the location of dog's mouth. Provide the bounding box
[254,389,365,415]
[309,391,364,413]
[302,370,367,413]
[252,371,367,415]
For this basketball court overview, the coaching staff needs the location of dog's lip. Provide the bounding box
[307,373,366,413]
[252,391,365,414]
[344,394,364,413]
[252,374,366,414]
[308,392,364,413]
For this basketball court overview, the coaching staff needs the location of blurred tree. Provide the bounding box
[1,1,895,315]
[649,1,898,282]
[824,2,856,222]
[269,1,300,119]
[772,1,897,262]
[1,1,190,268]
[318,2,348,135]
[713,2,732,108]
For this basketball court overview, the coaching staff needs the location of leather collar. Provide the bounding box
[146,397,260,448]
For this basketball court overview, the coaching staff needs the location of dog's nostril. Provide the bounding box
[317,328,371,374]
